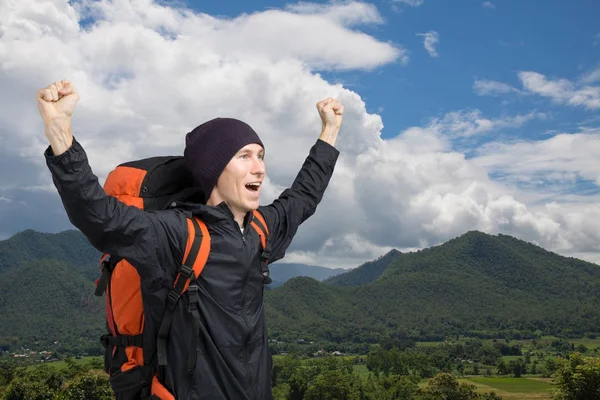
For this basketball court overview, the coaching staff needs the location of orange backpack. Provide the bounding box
[93,156,271,400]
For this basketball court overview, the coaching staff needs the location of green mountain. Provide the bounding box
[324,249,402,286]
[1,228,599,354]
[0,229,101,280]
[0,259,104,354]
[265,231,600,343]
[267,263,346,288]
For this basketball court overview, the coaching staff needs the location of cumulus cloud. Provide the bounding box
[474,129,600,188]
[1,0,599,269]
[482,2,495,9]
[417,31,439,57]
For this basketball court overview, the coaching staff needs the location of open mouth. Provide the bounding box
[245,182,261,192]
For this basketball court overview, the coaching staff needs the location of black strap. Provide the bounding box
[187,285,201,375]
[260,241,272,285]
[251,214,272,284]
[100,333,143,348]
[157,218,204,366]
[94,256,121,297]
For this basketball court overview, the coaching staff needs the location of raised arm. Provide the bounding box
[37,81,187,278]
[258,98,343,262]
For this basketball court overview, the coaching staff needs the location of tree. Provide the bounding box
[496,359,509,375]
[551,353,600,400]
[55,373,113,400]
[419,372,480,400]
[509,359,527,378]
[303,370,360,400]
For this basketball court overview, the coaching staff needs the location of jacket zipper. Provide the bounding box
[238,216,255,394]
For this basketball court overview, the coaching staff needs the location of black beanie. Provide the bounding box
[183,117,264,201]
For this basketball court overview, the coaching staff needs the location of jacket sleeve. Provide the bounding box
[45,138,188,280]
[258,139,339,263]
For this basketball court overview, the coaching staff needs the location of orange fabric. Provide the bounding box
[121,347,144,372]
[176,218,211,293]
[103,166,147,209]
[182,218,196,266]
[252,210,269,234]
[250,221,266,249]
[110,260,144,369]
[151,375,175,400]
[174,218,196,289]
[112,194,144,208]
[190,218,210,281]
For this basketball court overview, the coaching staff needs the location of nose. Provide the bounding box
[251,155,265,176]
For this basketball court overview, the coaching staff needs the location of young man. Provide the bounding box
[37,80,343,399]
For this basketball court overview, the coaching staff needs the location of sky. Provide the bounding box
[0,0,599,269]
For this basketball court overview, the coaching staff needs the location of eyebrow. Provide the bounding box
[238,149,264,156]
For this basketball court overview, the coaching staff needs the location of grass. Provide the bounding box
[353,364,369,378]
[467,377,553,393]
[27,356,102,371]
[460,377,554,400]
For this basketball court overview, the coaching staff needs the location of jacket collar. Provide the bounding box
[174,200,253,230]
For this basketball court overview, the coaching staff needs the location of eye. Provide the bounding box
[258,153,265,161]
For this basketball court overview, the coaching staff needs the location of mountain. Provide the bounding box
[0,259,104,353]
[265,231,600,343]
[2,228,600,353]
[0,229,343,352]
[267,263,346,288]
[0,230,103,353]
[324,249,402,286]
[0,229,101,280]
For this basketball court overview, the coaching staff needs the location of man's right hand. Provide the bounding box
[37,80,79,156]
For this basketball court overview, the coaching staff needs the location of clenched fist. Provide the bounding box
[37,80,79,123]
[316,98,344,146]
[37,80,79,155]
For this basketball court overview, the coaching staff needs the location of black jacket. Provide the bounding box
[45,137,339,399]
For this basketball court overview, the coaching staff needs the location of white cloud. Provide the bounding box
[482,2,496,9]
[519,71,600,110]
[429,110,545,138]
[417,31,439,57]
[1,0,599,269]
[0,197,12,203]
[285,1,383,26]
[580,66,600,84]
[393,0,424,7]
[475,72,600,110]
[474,130,600,188]
[473,79,520,96]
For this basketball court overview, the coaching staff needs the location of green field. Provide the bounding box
[26,356,102,371]
[461,377,554,399]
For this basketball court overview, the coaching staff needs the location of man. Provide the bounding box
[37,80,343,399]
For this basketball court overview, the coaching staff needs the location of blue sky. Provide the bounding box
[182,0,600,140]
[1,0,599,268]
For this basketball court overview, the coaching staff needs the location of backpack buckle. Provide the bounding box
[167,289,181,308]
[179,264,193,278]
[187,285,198,312]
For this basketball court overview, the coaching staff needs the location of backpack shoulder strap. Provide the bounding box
[178,217,211,291]
[250,210,272,284]
[157,216,210,367]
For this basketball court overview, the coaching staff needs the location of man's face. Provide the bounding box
[213,143,265,218]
